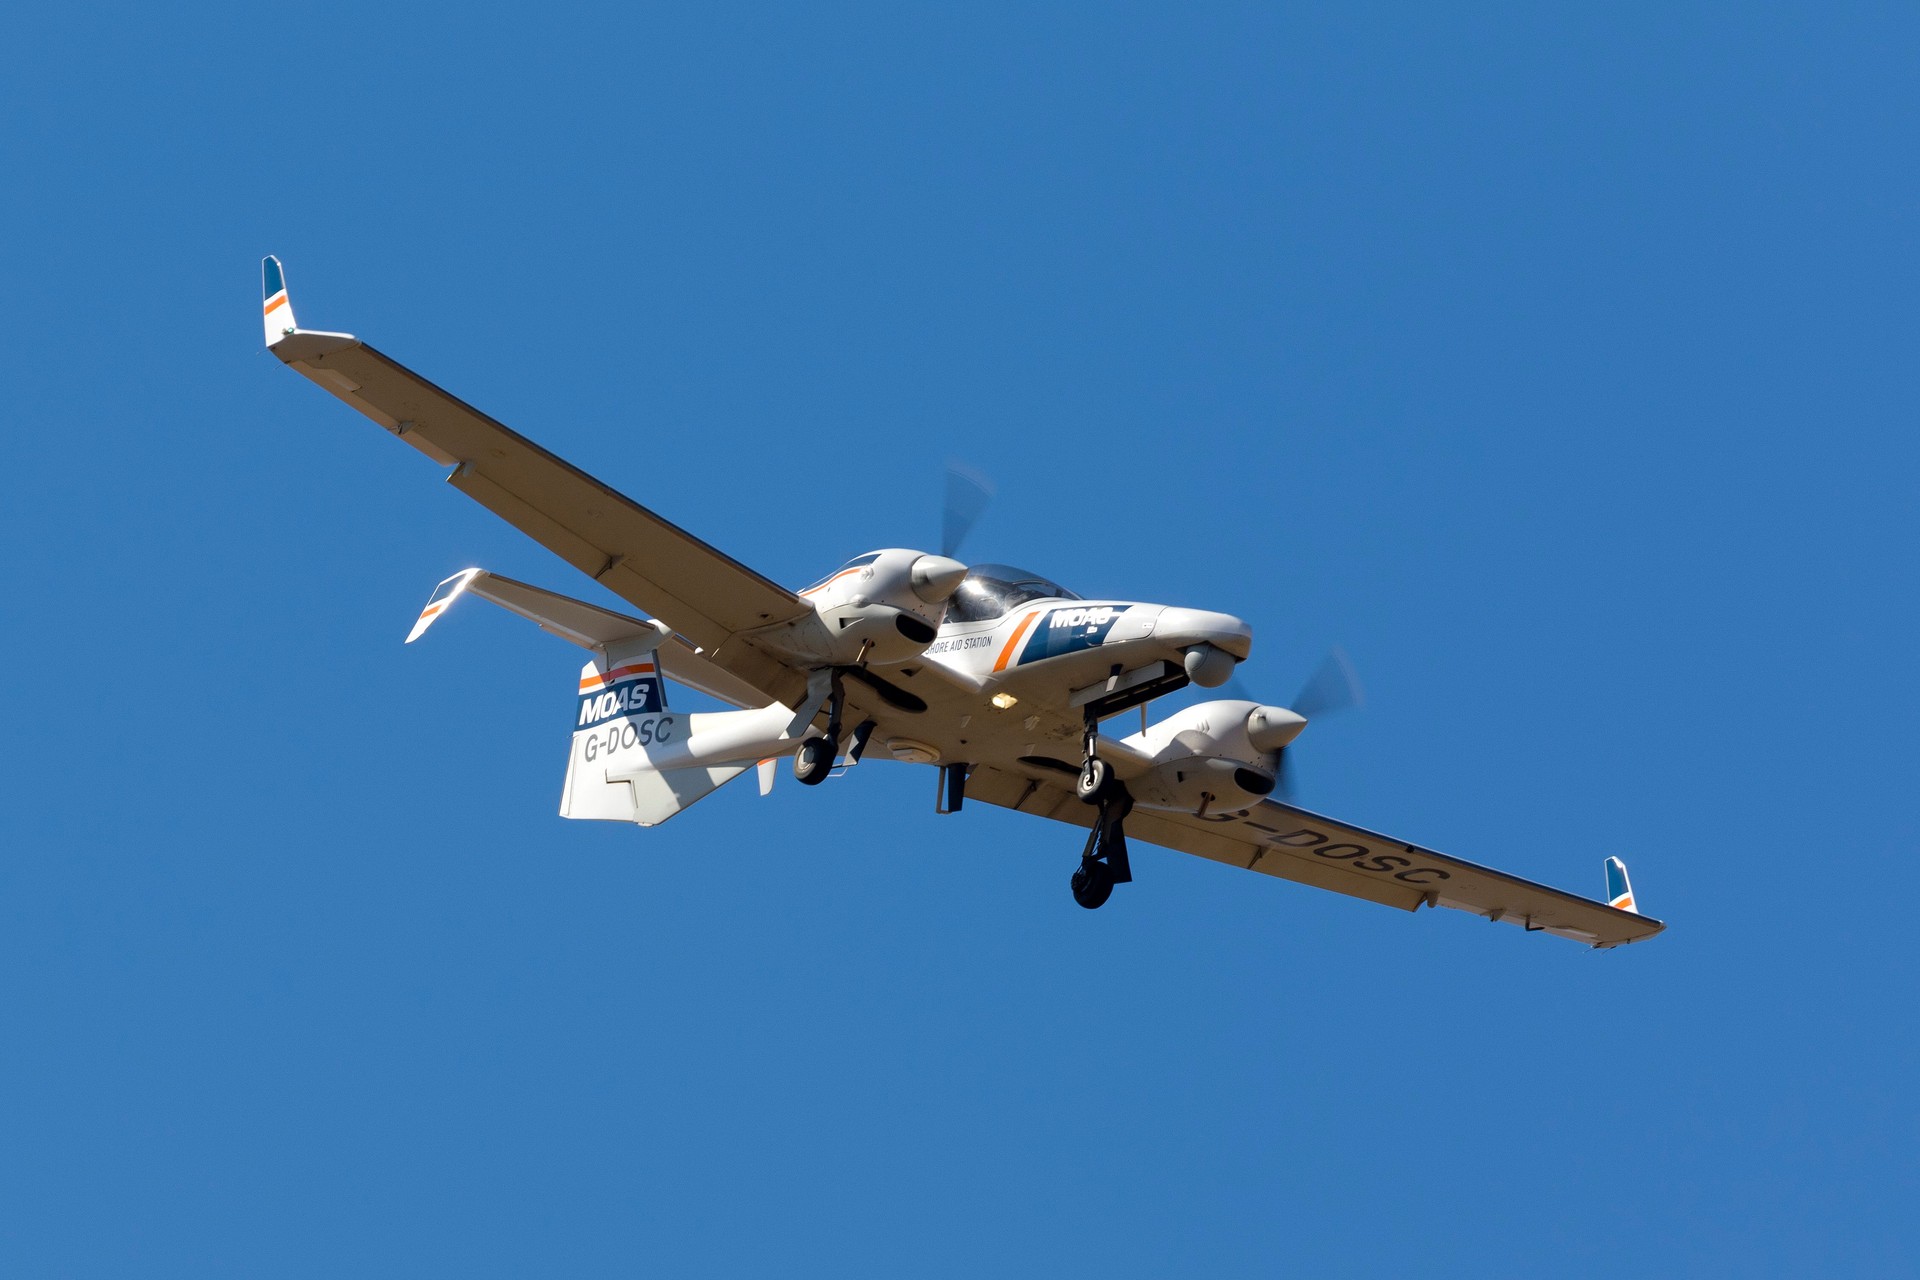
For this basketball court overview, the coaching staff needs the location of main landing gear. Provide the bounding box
[793,669,875,787]
[793,735,834,786]
[1071,713,1133,909]
[793,668,844,786]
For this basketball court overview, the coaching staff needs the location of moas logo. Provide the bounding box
[576,663,664,728]
[1020,605,1126,665]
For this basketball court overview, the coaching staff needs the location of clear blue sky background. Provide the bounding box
[3,3,1914,1275]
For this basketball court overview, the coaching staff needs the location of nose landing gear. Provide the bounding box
[1071,857,1115,909]
[1072,711,1133,908]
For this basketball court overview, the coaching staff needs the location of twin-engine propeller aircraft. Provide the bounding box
[262,256,1663,948]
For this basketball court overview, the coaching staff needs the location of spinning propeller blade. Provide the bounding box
[1291,646,1365,719]
[1274,647,1364,803]
[941,460,995,559]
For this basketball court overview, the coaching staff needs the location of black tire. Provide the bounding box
[1071,859,1114,909]
[793,737,834,786]
[1075,756,1111,803]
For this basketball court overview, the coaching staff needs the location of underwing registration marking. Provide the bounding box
[1221,815,1453,885]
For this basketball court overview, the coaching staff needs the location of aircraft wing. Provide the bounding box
[964,766,1665,948]
[262,257,812,699]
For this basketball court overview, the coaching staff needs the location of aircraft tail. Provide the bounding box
[560,638,751,826]
[403,568,805,826]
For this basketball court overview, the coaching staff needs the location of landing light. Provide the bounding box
[991,692,1019,709]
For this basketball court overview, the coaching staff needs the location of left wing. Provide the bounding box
[965,766,1664,948]
[261,256,813,702]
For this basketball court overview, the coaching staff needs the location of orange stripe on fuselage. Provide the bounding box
[992,610,1042,673]
[263,292,288,315]
[579,662,656,692]
[798,567,863,598]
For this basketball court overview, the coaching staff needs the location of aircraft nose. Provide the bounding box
[1156,607,1253,659]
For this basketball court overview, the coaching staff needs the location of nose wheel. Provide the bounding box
[1071,857,1115,909]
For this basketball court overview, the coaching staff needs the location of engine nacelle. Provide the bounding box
[763,548,966,668]
[1123,699,1308,816]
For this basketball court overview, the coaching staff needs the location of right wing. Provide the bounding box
[262,257,813,701]
[965,765,1664,948]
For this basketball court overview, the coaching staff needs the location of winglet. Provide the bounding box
[262,255,297,347]
[1605,856,1639,913]
[260,255,357,360]
[406,568,485,643]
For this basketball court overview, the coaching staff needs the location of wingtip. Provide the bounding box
[1604,855,1639,914]
[261,254,296,347]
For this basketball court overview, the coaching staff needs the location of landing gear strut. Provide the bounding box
[1071,710,1133,909]
[794,669,848,787]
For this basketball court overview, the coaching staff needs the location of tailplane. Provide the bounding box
[405,568,824,826]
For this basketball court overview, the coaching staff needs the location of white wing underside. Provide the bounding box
[271,329,813,706]
[965,767,1664,948]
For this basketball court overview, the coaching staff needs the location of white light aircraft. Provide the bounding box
[262,256,1663,948]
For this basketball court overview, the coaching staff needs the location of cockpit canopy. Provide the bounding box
[800,552,881,595]
[942,564,1081,623]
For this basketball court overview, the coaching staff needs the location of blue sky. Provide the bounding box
[4,3,1915,1274]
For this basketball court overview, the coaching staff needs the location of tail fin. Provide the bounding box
[401,568,799,826]
[1605,857,1640,913]
[262,255,298,346]
[561,638,754,825]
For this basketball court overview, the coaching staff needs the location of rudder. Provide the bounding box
[560,636,749,825]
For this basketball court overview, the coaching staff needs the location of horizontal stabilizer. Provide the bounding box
[404,568,774,709]
[406,566,664,648]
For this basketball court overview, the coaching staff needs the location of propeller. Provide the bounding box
[941,460,995,559]
[1290,646,1365,720]
[1269,647,1365,803]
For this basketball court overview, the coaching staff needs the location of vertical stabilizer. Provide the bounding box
[1605,856,1639,913]
[562,637,675,822]
[560,637,755,825]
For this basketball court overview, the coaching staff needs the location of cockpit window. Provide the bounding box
[801,552,882,595]
[942,563,1080,623]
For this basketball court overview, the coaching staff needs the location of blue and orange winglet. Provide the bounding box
[261,255,297,346]
[1605,856,1639,913]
